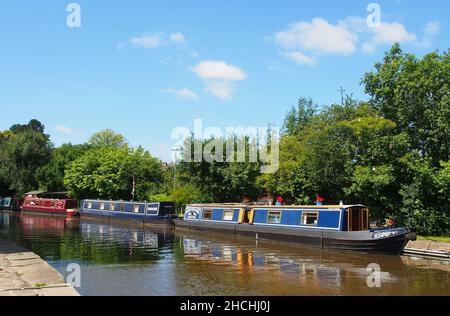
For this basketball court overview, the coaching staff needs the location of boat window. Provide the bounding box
[85,201,93,209]
[99,202,105,210]
[51,201,56,208]
[133,205,140,213]
[223,209,234,221]
[110,203,116,211]
[203,210,213,220]
[267,211,282,224]
[302,212,319,226]
[120,204,125,212]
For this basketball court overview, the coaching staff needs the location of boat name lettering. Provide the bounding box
[373,230,399,239]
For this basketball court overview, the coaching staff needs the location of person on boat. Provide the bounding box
[275,196,284,206]
[316,195,325,206]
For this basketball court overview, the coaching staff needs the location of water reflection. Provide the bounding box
[0,211,449,296]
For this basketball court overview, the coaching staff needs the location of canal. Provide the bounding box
[1,211,449,296]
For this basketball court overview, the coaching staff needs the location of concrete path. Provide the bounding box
[404,240,450,259]
[0,240,79,296]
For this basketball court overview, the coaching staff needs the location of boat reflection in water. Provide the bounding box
[19,213,79,237]
[179,230,411,295]
[1,211,449,296]
[81,222,162,250]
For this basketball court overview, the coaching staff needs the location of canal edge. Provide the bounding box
[0,239,80,296]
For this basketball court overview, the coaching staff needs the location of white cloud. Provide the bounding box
[192,61,247,81]
[170,32,186,43]
[163,88,199,100]
[273,16,438,64]
[339,16,368,33]
[55,125,73,135]
[192,61,247,100]
[128,32,190,49]
[275,18,358,56]
[363,22,416,53]
[129,33,165,48]
[418,21,440,48]
[281,51,316,66]
[203,81,234,100]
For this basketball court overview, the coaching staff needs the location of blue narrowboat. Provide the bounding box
[175,204,417,254]
[80,199,177,224]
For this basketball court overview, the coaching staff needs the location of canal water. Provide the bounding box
[0,211,449,296]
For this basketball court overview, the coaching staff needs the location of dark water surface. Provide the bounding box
[1,211,449,296]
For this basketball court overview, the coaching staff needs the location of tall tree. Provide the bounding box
[363,44,450,165]
[0,120,52,195]
[283,97,317,136]
[36,143,92,192]
[64,146,163,200]
[178,135,263,202]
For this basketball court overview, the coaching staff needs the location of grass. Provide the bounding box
[34,283,48,288]
[418,236,450,243]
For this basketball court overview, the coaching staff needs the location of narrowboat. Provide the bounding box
[80,199,177,224]
[21,196,79,216]
[175,204,417,254]
[0,197,22,211]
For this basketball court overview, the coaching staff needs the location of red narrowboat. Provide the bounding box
[21,196,79,217]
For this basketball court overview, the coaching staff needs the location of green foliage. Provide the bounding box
[283,97,317,136]
[148,193,171,202]
[64,147,163,200]
[363,44,450,164]
[0,120,52,195]
[88,129,128,148]
[395,154,450,236]
[169,184,213,211]
[178,136,263,202]
[1,44,448,236]
[36,143,92,192]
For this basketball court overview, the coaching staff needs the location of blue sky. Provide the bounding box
[0,0,448,161]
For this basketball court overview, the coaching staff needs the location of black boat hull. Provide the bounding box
[175,219,415,254]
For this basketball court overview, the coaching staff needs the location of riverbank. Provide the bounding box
[404,240,450,259]
[418,236,450,243]
[0,239,79,296]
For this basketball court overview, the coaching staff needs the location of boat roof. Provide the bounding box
[188,204,366,209]
[82,199,173,204]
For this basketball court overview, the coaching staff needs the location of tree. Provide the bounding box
[363,44,450,165]
[0,121,52,195]
[283,97,317,136]
[178,135,263,202]
[88,129,128,148]
[64,146,163,200]
[168,184,213,212]
[36,143,92,192]
[10,119,47,135]
[124,147,165,200]
[395,154,450,236]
